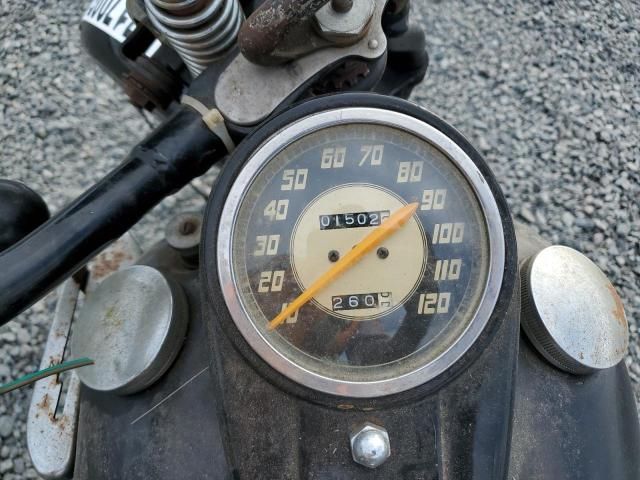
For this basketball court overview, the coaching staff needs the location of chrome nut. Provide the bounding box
[349,422,391,468]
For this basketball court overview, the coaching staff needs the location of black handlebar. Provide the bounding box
[0,107,226,325]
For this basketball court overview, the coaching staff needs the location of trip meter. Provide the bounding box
[208,96,507,398]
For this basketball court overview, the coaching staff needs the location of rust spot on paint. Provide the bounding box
[607,283,627,328]
[91,247,133,280]
[55,416,67,429]
[38,393,50,410]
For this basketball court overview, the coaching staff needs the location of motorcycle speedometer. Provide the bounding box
[209,95,507,398]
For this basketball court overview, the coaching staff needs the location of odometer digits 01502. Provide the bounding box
[216,105,505,397]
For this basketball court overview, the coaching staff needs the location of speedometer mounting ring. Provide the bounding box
[211,95,509,398]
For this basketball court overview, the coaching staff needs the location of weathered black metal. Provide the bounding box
[0,107,226,325]
[509,336,640,479]
[375,2,429,99]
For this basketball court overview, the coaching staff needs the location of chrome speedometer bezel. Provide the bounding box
[216,106,505,398]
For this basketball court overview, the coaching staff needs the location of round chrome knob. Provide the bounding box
[71,265,188,394]
[520,245,628,374]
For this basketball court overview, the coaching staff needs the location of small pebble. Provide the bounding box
[0,416,14,438]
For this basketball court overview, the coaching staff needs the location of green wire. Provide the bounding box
[0,357,94,395]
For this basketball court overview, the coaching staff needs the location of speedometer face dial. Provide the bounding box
[217,107,505,397]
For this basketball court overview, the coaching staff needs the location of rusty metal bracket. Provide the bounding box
[26,278,83,479]
[239,0,378,66]
[215,0,387,126]
[239,0,331,65]
[26,235,141,479]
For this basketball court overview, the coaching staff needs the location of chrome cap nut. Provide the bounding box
[350,422,391,468]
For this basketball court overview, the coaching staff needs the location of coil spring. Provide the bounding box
[145,0,243,77]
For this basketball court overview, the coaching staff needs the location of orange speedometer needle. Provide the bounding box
[268,202,420,330]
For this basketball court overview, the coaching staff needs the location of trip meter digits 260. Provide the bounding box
[215,99,506,398]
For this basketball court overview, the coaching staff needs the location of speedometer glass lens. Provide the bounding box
[219,108,502,395]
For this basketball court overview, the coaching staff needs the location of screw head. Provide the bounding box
[328,250,340,262]
[376,247,389,259]
[350,422,390,468]
[368,39,379,50]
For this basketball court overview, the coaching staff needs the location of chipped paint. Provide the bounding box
[90,247,134,280]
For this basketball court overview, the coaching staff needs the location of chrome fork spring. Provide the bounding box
[145,0,243,77]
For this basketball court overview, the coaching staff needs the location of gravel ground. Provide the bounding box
[0,0,638,477]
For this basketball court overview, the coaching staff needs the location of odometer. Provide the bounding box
[216,103,506,397]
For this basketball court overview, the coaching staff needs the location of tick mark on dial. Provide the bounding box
[328,250,340,262]
[377,247,389,259]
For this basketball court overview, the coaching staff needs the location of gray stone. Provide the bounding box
[0,460,13,474]
[0,416,14,438]
[617,223,631,236]
[13,458,24,474]
[562,212,575,227]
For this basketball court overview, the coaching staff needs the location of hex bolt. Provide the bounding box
[350,422,391,468]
